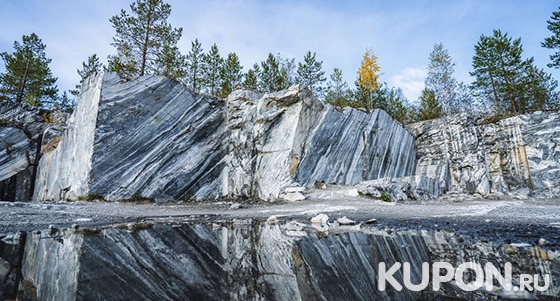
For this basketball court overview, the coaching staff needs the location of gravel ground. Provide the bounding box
[1,196,559,247]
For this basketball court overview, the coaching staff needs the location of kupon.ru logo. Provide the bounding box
[378,262,551,292]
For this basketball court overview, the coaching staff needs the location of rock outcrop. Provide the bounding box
[0,101,46,201]
[408,111,560,197]
[17,221,560,301]
[34,72,416,202]
[224,88,416,200]
[34,73,228,202]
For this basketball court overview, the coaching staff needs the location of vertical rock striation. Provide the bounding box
[34,74,416,202]
[297,108,416,187]
[408,111,560,196]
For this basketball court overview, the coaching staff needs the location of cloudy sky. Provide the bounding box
[0,0,559,102]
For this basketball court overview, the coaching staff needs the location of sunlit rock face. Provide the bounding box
[17,222,560,301]
[224,87,416,200]
[34,72,416,202]
[34,72,228,202]
[408,111,560,197]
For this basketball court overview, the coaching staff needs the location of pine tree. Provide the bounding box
[185,39,204,93]
[522,63,559,111]
[417,88,442,121]
[243,64,259,90]
[425,43,457,115]
[78,54,103,82]
[355,49,382,111]
[201,43,223,97]
[56,91,76,113]
[220,52,243,97]
[259,53,282,92]
[280,56,296,89]
[72,54,103,96]
[107,0,183,79]
[325,68,350,107]
[542,6,560,68]
[385,87,414,125]
[155,44,186,80]
[0,33,57,107]
[296,51,326,96]
[471,29,555,114]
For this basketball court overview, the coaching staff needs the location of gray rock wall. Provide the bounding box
[408,111,560,196]
[34,73,416,202]
[0,101,46,201]
[297,108,416,186]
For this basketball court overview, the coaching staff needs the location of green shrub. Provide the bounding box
[380,193,392,202]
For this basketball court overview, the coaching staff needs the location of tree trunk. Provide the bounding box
[140,8,154,77]
[16,58,30,104]
[488,72,501,113]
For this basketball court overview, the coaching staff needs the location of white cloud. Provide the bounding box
[389,67,426,102]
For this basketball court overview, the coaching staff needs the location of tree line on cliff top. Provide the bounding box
[1,0,559,124]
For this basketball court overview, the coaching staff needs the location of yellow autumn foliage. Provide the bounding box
[357,49,382,93]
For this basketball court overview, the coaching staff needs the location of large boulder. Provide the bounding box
[34,72,417,202]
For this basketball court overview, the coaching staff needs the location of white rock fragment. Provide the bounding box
[266,215,278,223]
[284,221,306,231]
[311,214,329,225]
[336,216,356,225]
[280,192,305,202]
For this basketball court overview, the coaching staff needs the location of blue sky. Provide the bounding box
[0,0,559,102]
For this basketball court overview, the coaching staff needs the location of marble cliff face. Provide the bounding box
[0,71,557,202]
[32,72,416,202]
[407,111,560,197]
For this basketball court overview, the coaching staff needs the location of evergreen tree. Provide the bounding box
[425,43,458,115]
[384,87,414,125]
[417,88,442,121]
[201,43,223,97]
[522,63,559,111]
[542,6,560,68]
[472,29,556,114]
[185,39,204,93]
[0,33,57,107]
[243,64,259,90]
[325,68,350,107]
[155,44,186,80]
[259,53,283,92]
[56,91,76,113]
[296,51,326,96]
[280,56,296,89]
[78,54,103,82]
[72,54,103,95]
[220,52,243,97]
[107,0,183,79]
